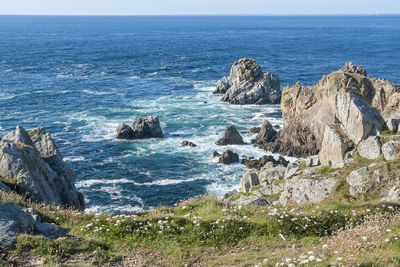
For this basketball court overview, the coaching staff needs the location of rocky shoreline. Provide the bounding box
[1,60,400,259]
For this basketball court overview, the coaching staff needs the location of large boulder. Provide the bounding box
[116,115,163,140]
[258,165,286,184]
[0,126,84,210]
[382,140,400,161]
[218,150,239,165]
[357,136,382,160]
[279,177,336,206]
[383,186,400,202]
[346,167,370,196]
[216,125,244,145]
[260,62,398,158]
[319,125,351,166]
[240,170,260,193]
[213,58,281,105]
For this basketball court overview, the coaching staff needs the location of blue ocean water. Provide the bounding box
[0,15,399,213]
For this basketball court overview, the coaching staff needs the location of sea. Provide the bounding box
[0,15,399,213]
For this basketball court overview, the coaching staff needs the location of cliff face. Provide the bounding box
[260,62,400,157]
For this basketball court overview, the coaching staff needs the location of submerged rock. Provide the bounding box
[214,58,281,105]
[216,125,244,145]
[0,126,84,210]
[218,150,239,165]
[116,115,163,140]
[181,140,197,147]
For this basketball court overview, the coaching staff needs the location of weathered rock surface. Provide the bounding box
[116,115,163,140]
[382,140,400,160]
[240,170,259,193]
[231,195,271,206]
[260,62,397,158]
[319,125,351,166]
[181,141,197,147]
[218,150,239,165]
[250,127,261,134]
[214,58,281,105]
[385,115,400,132]
[0,126,84,210]
[383,186,400,202]
[0,182,11,193]
[216,125,244,145]
[259,165,286,184]
[241,155,288,170]
[346,167,370,195]
[0,203,68,251]
[279,177,336,206]
[357,136,382,160]
[254,120,277,146]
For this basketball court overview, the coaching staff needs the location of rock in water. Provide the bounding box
[216,125,244,145]
[0,126,84,210]
[263,62,395,158]
[255,120,277,146]
[116,115,163,140]
[116,123,135,139]
[213,58,281,105]
[181,141,197,147]
[132,115,163,139]
[218,150,239,165]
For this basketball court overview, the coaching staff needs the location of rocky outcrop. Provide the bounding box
[0,126,84,210]
[279,177,336,206]
[181,141,197,147]
[216,125,244,145]
[116,115,163,140]
[259,165,286,184]
[382,140,400,160]
[213,58,281,105]
[357,136,382,160]
[218,150,239,165]
[231,195,271,206]
[259,62,394,159]
[385,115,400,132]
[383,186,400,202]
[0,203,68,251]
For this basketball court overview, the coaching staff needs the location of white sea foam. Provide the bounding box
[81,89,112,96]
[64,156,86,162]
[76,177,201,189]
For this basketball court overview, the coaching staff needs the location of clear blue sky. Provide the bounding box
[0,0,399,15]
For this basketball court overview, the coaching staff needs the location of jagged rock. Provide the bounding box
[255,120,277,146]
[232,195,271,206]
[383,186,400,202]
[116,123,135,139]
[250,127,261,134]
[319,125,351,166]
[0,182,11,193]
[214,58,281,105]
[385,115,400,132]
[181,141,197,147]
[218,150,239,165]
[0,126,84,210]
[336,89,385,145]
[382,140,400,160]
[116,115,163,140]
[212,151,221,158]
[357,136,382,160]
[284,164,301,179]
[0,203,69,250]
[132,115,163,139]
[346,167,370,195]
[264,62,398,158]
[242,155,288,170]
[216,125,244,145]
[223,190,238,200]
[279,177,336,206]
[259,165,286,184]
[240,170,260,193]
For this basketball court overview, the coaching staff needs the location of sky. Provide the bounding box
[0,0,399,15]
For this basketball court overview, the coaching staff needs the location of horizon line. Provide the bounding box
[0,13,399,17]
